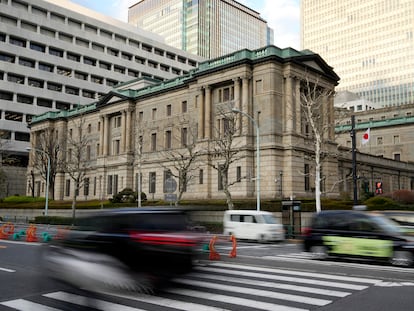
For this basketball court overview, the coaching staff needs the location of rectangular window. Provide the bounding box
[182,101,188,113]
[163,170,172,193]
[377,137,383,145]
[65,86,79,95]
[49,47,63,57]
[10,36,26,47]
[107,175,113,194]
[67,52,80,62]
[15,132,30,141]
[152,108,157,120]
[7,74,24,84]
[17,94,33,105]
[166,104,172,116]
[47,82,62,92]
[83,57,96,66]
[304,164,310,191]
[19,57,35,67]
[151,133,157,151]
[86,145,91,160]
[236,166,241,182]
[84,178,89,196]
[218,165,226,191]
[165,130,172,149]
[393,135,400,144]
[394,154,401,161]
[149,172,156,193]
[65,179,70,196]
[75,71,87,80]
[28,78,44,88]
[181,127,188,147]
[39,62,54,72]
[37,98,52,108]
[199,169,203,184]
[30,42,45,52]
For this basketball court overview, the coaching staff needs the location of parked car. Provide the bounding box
[302,210,414,267]
[223,210,285,242]
[42,208,205,293]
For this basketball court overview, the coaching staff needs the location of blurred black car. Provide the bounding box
[43,208,205,293]
[302,210,414,267]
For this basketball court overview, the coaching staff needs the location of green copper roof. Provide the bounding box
[335,115,414,132]
[30,45,325,124]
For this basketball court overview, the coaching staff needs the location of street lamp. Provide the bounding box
[231,108,261,211]
[26,147,50,216]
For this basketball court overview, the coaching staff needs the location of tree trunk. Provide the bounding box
[71,194,77,223]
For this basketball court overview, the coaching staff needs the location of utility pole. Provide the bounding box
[351,115,358,205]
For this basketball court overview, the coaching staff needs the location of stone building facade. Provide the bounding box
[28,46,414,202]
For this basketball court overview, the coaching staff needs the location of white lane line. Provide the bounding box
[0,299,62,311]
[173,278,332,306]
[44,291,145,311]
[49,290,230,311]
[166,288,309,311]
[0,267,16,273]
[186,272,351,297]
[195,266,368,290]
[210,262,381,284]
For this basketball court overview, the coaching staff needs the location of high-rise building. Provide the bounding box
[0,0,203,196]
[128,0,273,59]
[301,0,414,107]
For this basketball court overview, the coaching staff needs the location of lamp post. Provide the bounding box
[232,108,260,211]
[26,147,50,216]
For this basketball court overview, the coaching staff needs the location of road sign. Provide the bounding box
[164,193,177,202]
[164,178,177,193]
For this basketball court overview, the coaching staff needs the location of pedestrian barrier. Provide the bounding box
[208,234,237,260]
[0,222,14,239]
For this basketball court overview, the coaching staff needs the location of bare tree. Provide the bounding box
[300,76,336,213]
[62,116,91,220]
[160,120,201,206]
[34,128,61,200]
[208,107,245,210]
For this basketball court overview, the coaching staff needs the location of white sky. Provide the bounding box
[70,0,301,50]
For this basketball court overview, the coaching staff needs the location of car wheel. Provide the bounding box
[310,245,328,260]
[390,250,413,267]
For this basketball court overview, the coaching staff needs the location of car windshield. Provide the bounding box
[371,215,405,235]
[262,214,278,224]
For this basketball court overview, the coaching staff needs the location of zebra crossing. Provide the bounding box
[0,261,382,311]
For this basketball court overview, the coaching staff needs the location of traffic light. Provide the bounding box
[375,181,383,195]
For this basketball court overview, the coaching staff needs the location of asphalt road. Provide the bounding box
[0,239,413,311]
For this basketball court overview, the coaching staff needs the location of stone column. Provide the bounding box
[121,111,126,153]
[103,115,109,155]
[205,86,211,138]
[125,108,132,152]
[294,77,301,133]
[284,75,293,133]
[233,78,241,134]
[198,89,205,139]
[241,77,250,135]
[99,116,104,156]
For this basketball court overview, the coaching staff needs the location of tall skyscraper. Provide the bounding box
[301,0,414,107]
[128,0,273,59]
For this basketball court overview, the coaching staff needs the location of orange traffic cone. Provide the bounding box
[209,235,221,260]
[0,223,14,239]
[229,234,237,258]
[26,225,38,242]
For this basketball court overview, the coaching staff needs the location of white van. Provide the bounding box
[223,210,285,242]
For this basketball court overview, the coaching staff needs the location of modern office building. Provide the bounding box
[301,0,414,107]
[0,0,203,196]
[128,0,274,59]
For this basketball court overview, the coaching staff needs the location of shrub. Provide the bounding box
[3,196,45,203]
[390,190,414,204]
[110,188,147,203]
[363,196,399,210]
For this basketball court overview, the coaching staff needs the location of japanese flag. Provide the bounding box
[361,128,370,145]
